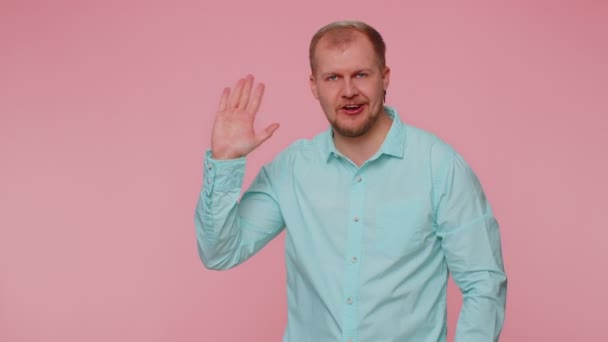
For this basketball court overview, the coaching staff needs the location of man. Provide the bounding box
[196,20,507,342]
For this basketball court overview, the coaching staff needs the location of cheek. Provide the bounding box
[318,89,336,105]
[318,96,337,117]
[320,97,334,113]
[366,84,384,101]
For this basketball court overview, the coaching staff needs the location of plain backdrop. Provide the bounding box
[1,0,607,341]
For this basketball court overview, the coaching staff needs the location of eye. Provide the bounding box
[326,75,338,81]
[355,72,368,78]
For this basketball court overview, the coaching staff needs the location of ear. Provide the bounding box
[310,74,319,100]
[382,66,391,91]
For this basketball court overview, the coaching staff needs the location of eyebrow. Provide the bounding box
[319,68,374,78]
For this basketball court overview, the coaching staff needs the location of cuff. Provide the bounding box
[203,149,246,191]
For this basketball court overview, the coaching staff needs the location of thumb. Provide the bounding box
[254,123,280,147]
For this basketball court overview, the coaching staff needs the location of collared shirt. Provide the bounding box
[196,106,507,342]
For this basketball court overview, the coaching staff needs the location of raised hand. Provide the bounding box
[211,75,280,160]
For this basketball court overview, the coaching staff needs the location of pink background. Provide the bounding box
[1,0,607,341]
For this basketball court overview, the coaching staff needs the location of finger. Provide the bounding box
[246,83,265,115]
[218,87,230,112]
[238,75,254,109]
[228,78,244,109]
[254,123,280,147]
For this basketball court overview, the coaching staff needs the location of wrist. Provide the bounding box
[211,150,244,160]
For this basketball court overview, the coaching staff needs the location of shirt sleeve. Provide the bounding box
[432,146,507,342]
[194,150,285,270]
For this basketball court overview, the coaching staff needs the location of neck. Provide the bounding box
[333,109,393,167]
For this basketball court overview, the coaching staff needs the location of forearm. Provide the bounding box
[195,151,284,270]
[195,186,244,270]
[441,214,507,341]
[454,268,507,341]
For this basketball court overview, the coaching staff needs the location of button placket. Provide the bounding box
[341,170,365,340]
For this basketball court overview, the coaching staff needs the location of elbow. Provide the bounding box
[198,253,222,271]
[197,242,239,271]
[200,256,233,271]
[458,269,507,301]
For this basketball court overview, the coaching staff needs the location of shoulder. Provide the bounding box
[400,123,476,184]
[273,137,320,163]
[402,123,457,162]
[406,126,480,190]
[263,131,327,175]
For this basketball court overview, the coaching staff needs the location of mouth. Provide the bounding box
[340,103,365,115]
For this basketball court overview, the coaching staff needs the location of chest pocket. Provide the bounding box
[375,199,431,257]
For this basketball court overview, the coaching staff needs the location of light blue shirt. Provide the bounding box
[195,106,507,342]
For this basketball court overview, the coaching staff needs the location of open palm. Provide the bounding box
[211,75,279,160]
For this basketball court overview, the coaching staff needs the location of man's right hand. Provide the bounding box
[210,75,280,160]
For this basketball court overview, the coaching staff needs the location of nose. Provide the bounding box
[341,78,358,98]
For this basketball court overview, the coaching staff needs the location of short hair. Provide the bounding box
[309,20,386,74]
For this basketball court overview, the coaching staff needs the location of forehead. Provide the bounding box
[318,28,360,49]
[314,31,377,72]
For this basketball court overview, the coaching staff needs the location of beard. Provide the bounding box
[329,107,380,138]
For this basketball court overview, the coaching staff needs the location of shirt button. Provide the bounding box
[351,256,358,264]
[355,176,362,183]
[346,297,353,305]
[207,165,212,171]
[353,216,359,222]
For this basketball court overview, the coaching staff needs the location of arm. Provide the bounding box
[195,75,282,270]
[195,152,285,270]
[432,146,507,341]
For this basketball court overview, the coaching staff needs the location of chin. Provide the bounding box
[332,119,376,138]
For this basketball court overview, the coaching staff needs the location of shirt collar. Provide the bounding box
[321,106,406,162]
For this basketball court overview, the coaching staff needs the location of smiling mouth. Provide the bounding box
[341,104,365,115]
